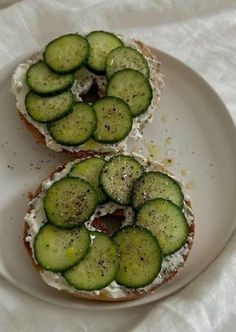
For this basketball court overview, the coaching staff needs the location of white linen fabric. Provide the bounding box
[0,0,235,331]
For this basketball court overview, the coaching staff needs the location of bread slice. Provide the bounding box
[12,35,164,156]
[23,155,194,302]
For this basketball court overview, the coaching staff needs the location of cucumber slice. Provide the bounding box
[63,231,119,291]
[34,224,90,272]
[44,34,89,74]
[44,177,97,229]
[48,102,96,146]
[132,171,184,210]
[106,46,150,79]
[136,198,189,255]
[86,31,123,73]
[113,226,162,288]
[26,61,74,96]
[106,69,152,117]
[25,90,74,123]
[69,157,107,204]
[93,97,132,143]
[100,155,143,205]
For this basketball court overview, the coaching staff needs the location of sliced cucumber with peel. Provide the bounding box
[34,224,90,272]
[48,102,96,146]
[44,177,97,229]
[93,97,133,143]
[86,31,123,73]
[25,90,74,123]
[100,155,144,205]
[69,157,107,204]
[113,226,162,288]
[44,34,89,74]
[63,231,119,291]
[106,69,152,117]
[136,198,188,256]
[106,46,150,79]
[132,171,184,209]
[26,61,74,96]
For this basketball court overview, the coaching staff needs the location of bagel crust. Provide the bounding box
[23,156,195,302]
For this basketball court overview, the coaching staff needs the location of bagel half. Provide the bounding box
[11,34,164,156]
[24,154,194,302]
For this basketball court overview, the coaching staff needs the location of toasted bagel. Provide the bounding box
[12,34,164,155]
[24,154,194,302]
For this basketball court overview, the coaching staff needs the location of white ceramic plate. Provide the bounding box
[0,48,235,310]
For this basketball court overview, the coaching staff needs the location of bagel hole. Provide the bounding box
[91,209,125,235]
[81,82,100,104]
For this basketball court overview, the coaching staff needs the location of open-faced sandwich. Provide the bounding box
[24,153,194,301]
[11,31,164,155]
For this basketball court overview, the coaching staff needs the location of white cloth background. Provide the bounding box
[0,0,235,331]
